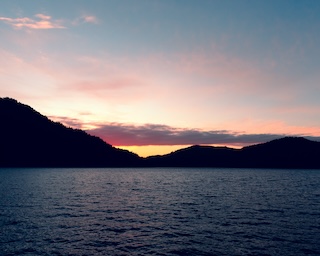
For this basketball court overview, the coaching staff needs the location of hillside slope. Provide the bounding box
[0,98,141,167]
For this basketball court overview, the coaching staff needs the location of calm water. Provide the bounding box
[0,168,319,256]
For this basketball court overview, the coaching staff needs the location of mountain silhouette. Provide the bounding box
[145,137,320,169]
[239,137,320,168]
[145,145,238,167]
[0,97,141,167]
[1,97,319,169]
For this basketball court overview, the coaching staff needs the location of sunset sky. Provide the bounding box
[1,0,320,157]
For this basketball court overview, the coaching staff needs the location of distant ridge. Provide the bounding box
[239,137,320,168]
[0,97,141,167]
[1,97,319,169]
[145,137,320,169]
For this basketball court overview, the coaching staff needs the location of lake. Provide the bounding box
[0,168,319,255]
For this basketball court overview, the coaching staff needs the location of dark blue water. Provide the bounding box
[0,168,319,256]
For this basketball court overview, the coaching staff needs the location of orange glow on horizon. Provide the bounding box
[118,144,244,158]
[118,145,188,157]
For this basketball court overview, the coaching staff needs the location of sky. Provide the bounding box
[1,0,320,157]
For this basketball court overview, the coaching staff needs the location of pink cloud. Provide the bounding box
[86,122,320,147]
[0,13,100,30]
[34,14,51,20]
[0,14,65,29]
[0,49,151,111]
[73,77,145,91]
[83,15,98,24]
[72,15,99,25]
[218,118,320,138]
[58,52,261,107]
[47,116,320,147]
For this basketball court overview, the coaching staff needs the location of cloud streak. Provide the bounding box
[49,116,320,147]
[0,14,65,29]
[76,15,99,25]
[0,13,99,30]
[87,123,284,146]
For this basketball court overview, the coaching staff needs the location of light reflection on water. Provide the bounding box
[0,168,319,255]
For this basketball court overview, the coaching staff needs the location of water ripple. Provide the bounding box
[0,168,319,255]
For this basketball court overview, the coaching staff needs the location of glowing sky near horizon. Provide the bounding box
[1,0,320,157]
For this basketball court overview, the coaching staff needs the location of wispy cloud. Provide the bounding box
[73,15,99,25]
[48,116,320,147]
[0,13,99,30]
[82,15,99,24]
[86,123,284,146]
[0,13,65,29]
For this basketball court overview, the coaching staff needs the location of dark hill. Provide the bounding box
[145,137,320,169]
[146,145,239,167]
[0,97,141,167]
[239,137,320,168]
[1,97,320,169]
